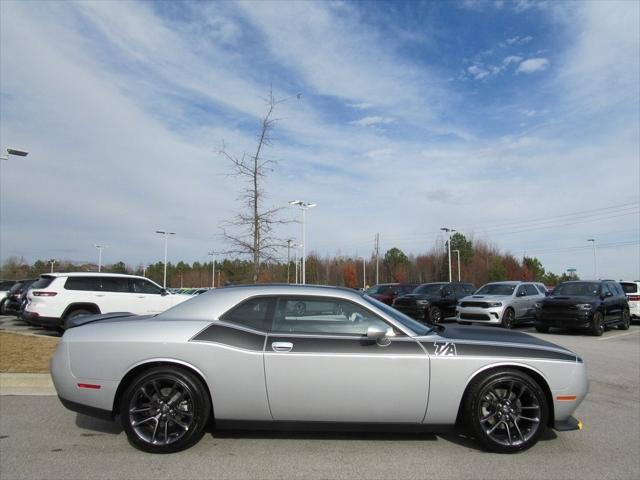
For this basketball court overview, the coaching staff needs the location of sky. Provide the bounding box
[1,0,639,280]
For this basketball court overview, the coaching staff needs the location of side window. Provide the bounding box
[601,283,611,296]
[516,285,527,296]
[64,277,101,291]
[524,284,539,296]
[220,296,274,332]
[272,297,394,336]
[442,286,452,296]
[608,283,622,296]
[535,284,547,294]
[131,279,163,294]
[101,277,130,293]
[453,285,466,297]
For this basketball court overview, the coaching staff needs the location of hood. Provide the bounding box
[463,294,511,302]
[396,293,439,301]
[543,295,599,304]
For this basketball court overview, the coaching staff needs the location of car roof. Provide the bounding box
[42,272,150,280]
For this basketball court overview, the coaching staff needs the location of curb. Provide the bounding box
[0,373,57,396]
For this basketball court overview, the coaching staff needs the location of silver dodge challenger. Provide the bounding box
[50,285,587,454]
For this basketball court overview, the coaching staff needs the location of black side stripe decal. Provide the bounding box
[421,341,577,361]
[268,336,424,355]
[191,324,265,351]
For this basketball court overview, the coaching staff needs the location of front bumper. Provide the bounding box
[393,304,427,320]
[554,416,583,432]
[536,310,593,329]
[456,305,505,324]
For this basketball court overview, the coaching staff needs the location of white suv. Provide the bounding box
[23,273,191,329]
[620,281,640,320]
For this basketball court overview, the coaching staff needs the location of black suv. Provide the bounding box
[392,282,476,324]
[535,280,630,336]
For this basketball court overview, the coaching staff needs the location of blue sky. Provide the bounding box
[1,0,638,279]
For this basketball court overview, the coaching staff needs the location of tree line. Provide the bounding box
[0,233,577,288]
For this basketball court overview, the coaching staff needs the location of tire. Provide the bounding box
[66,309,94,320]
[591,311,605,336]
[501,308,515,329]
[619,309,630,330]
[465,369,548,453]
[0,299,6,315]
[120,366,211,453]
[534,324,549,333]
[428,306,442,324]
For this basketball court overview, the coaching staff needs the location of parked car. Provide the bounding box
[2,279,37,316]
[534,280,630,336]
[51,284,587,454]
[365,283,418,305]
[620,281,640,321]
[392,282,475,323]
[0,280,18,314]
[22,273,192,329]
[456,281,547,329]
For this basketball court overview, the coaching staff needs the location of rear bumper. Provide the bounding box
[22,311,62,328]
[59,396,114,421]
[554,416,583,432]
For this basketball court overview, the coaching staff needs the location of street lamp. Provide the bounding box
[0,147,29,278]
[587,239,598,279]
[440,227,456,283]
[94,244,107,272]
[155,230,176,288]
[452,249,461,282]
[207,251,216,288]
[289,200,316,285]
[49,259,56,273]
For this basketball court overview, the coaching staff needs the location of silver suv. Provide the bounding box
[456,281,547,328]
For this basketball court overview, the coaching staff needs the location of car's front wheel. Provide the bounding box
[121,366,211,453]
[591,311,605,336]
[501,308,515,329]
[428,306,442,324]
[465,369,548,453]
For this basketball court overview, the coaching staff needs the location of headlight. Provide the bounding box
[576,304,593,310]
[488,302,502,307]
[534,302,542,309]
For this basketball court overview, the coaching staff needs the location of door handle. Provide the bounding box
[95,294,105,297]
[272,342,293,353]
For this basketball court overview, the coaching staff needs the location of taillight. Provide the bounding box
[628,295,640,301]
[32,291,57,297]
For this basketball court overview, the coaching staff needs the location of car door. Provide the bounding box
[512,285,528,319]
[99,277,138,313]
[606,282,624,322]
[522,284,541,319]
[440,285,457,318]
[264,295,429,423]
[130,278,171,314]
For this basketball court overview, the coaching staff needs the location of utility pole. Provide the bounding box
[208,251,216,288]
[440,227,456,283]
[587,239,598,279]
[155,230,176,288]
[452,249,461,282]
[362,257,366,289]
[286,239,292,283]
[95,244,107,272]
[375,233,380,285]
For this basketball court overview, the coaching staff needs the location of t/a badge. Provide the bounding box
[433,341,457,356]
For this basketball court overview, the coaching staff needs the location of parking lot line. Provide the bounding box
[598,330,640,341]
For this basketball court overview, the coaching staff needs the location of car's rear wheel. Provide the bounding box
[534,324,549,333]
[428,306,442,324]
[501,308,515,329]
[66,309,93,321]
[619,308,630,330]
[465,369,548,453]
[591,311,605,336]
[121,366,211,453]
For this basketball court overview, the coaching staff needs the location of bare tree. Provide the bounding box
[219,88,293,283]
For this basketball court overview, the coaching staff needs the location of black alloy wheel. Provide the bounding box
[121,366,210,453]
[466,369,548,453]
[66,309,93,320]
[619,309,631,330]
[591,311,605,336]
[428,306,442,324]
[501,308,515,329]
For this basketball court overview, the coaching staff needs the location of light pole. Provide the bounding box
[208,251,216,288]
[142,265,147,277]
[286,239,292,283]
[452,249,461,282]
[155,230,176,288]
[289,200,316,284]
[362,257,367,289]
[94,244,107,272]
[440,227,456,283]
[0,148,28,278]
[587,239,598,279]
[49,259,56,273]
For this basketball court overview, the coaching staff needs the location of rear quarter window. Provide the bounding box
[31,276,55,289]
[64,277,102,291]
[621,283,638,294]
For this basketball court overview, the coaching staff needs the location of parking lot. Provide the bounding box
[1,315,638,480]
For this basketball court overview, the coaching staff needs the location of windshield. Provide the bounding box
[365,285,394,295]
[476,284,516,296]
[553,282,601,297]
[413,284,443,295]
[363,295,432,335]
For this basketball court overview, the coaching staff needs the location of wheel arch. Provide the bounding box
[112,359,213,419]
[62,303,101,319]
[455,362,555,429]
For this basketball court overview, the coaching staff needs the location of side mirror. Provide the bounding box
[160,289,169,296]
[518,290,527,297]
[442,290,451,297]
[366,326,390,346]
[603,291,613,298]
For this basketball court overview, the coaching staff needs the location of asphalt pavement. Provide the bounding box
[1,322,639,480]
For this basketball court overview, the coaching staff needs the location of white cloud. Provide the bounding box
[506,35,533,45]
[503,55,523,66]
[516,57,550,73]
[348,102,373,110]
[349,116,395,127]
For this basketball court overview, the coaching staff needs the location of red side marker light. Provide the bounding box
[77,383,101,390]
[556,395,577,401]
